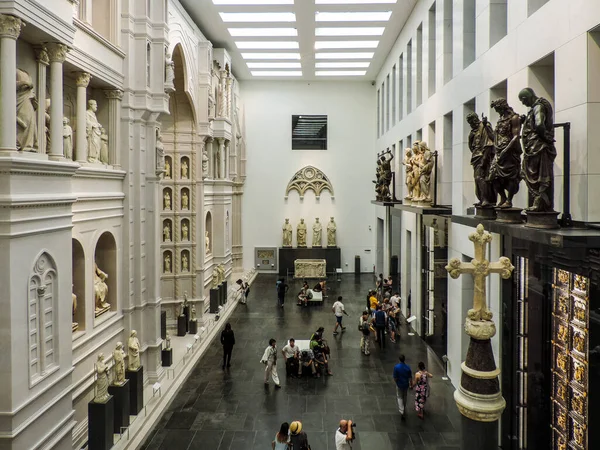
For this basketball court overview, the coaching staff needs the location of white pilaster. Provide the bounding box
[34,47,49,155]
[0,14,23,153]
[46,43,69,160]
[75,72,91,163]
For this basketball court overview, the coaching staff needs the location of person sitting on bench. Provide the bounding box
[298,349,317,378]
[298,286,309,307]
[313,280,327,297]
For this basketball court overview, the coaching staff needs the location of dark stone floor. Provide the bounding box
[141,274,462,450]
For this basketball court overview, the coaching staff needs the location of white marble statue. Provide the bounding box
[94,353,110,403]
[205,231,211,255]
[182,252,189,272]
[165,332,171,350]
[181,221,189,241]
[216,264,225,284]
[418,141,434,204]
[63,117,73,159]
[99,127,109,164]
[282,219,292,247]
[16,68,38,152]
[163,222,171,242]
[94,263,109,312]
[128,330,141,371]
[202,148,209,178]
[86,100,103,162]
[44,98,51,152]
[164,158,171,179]
[164,252,172,273]
[312,218,323,247]
[181,159,188,179]
[181,190,189,210]
[327,217,337,247]
[191,305,197,321]
[113,342,126,385]
[165,51,175,92]
[72,287,78,332]
[164,190,171,210]
[297,219,307,247]
[212,270,219,289]
[215,144,222,179]
[156,131,165,176]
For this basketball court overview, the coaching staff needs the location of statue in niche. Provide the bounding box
[181,190,189,210]
[63,117,73,159]
[163,222,171,242]
[93,353,110,403]
[282,218,292,247]
[297,218,307,247]
[466,113,496,207]
[181,252,189,272]
[181,221,189,241]
[156,131,165,176]
[86,100,103,162]
[518,87,557,212]
[488,99,522,208]
[16,68,38,152]
[165,51,175,92]
[215,144,222,179]
[165,332,171,350]
[312,218,323,247]
[164,158,171,179]
[164,190,171,210]
[417,141,434,204]
[112,342,126,385]
[72,286,78,332]
[44,99,51,152]
[181,159,189,179]
[99,127,109,164]
[403,147,416,200]
[327,217,337,247]
[127,330,141,371]
[94,263,109,312]
[202,147,209,178]
[205,231,211,255]
[164,252,172,273]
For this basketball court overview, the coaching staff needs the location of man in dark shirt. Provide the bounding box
[374,305,387,348]
[393,354,413,419]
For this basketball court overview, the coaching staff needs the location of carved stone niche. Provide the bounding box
[94,232,117,318]
[72,238,86,331]
[285,166,335,200]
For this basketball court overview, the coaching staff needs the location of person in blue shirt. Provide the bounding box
[374,305,387,348]
[393,354,413,419]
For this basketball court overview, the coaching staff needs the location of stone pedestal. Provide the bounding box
[189,320,198,334]
[475,206,496,220]
[108,381,130,433]
[218,284,224,306]
[495,207,523,224]
[222,281,228,304]
[210,288,220,313]
[125,367,144,415]
[177,315,187,337]
[88,396,114,450]
[161,348,173,367]
[525,210,559,229]
[183,306,190,332]
[160,311,167,339]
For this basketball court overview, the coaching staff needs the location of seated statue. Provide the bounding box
[94,263,109,311]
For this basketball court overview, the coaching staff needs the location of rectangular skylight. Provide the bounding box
[315,11,392,22]
[315,52,374,59]
[242,52,301,59]
[315,41,379,49]
[214,0,293,4]
[251,71,303,76]
[316,71,367,76]
[247,62,302,68]
[316,62,370,68]
[229,28,298,37]
[316,0,396,4]
[220,12,296,22]
[316,27,385,36]
[236,41,299,49]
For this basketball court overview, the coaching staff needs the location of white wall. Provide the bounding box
[241,81,377,273]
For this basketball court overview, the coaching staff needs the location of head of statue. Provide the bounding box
[63,117,69,125]
[98,353,104,361]
[88,100,97,112]
[116,342,123,350]
[285,218,289,223]
[300,218,304,223]
[330,217,334,221]
[315,217,319,223]
[466,112,480,129]
[518,88,536,107]
[130,330,137,338]
[405,148,411,156]
[491,98,509,114]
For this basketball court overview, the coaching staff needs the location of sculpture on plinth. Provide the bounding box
[402,147,416,201]
[282,218,292,247]
[191,305,197,321]
[327,217,337,247]
[466,113,496,208]
[16,68,38,152]
[63,117,73,159]
[312,218,322,248]
[202,147,209,179]
[112,342,126,385]
[94,263,110,315]
[164,252,172,273]
[156,130,165,176]
[410,142,423,201]
[297,219,307,247]
[99,127,109,164]
[86,100,103,162]
[93,353,110,403]
[416,141,434,204]
[374,151,394,201]
[165,332,171,350]
[127,330,141,371]
[164,190,171,210]
[216,264,225,284]
[212,270,219,289]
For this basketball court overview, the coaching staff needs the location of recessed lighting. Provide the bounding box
[315,52,374,59]
[228,28,298,37]
[251,71,303,76]
[316,62,370,68]
[316,0,396,4]
[315,41,379,49]
[247,62,302,68]
[316,27,385,36]
[213,0,293,4]
[242,52,301,59]
[315,11,392,22]
[236,41,299,49]
[220,12,296,22]
[316,71,367,76]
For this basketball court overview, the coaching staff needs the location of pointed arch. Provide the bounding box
[285,166,335,200]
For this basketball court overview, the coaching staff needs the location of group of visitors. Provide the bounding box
[271,419,354,450]
[393,354,434,420]
[280,328,333,379]
[362,289,402,351]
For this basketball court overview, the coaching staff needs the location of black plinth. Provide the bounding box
[218,283,224,306]
[222,281,228,304]
[88,396,114,450]
[161,348,173,367]
[475,206,497,220]
[177,315,187,336]
[278,247,341,276]
[108,381,130,433]
[525,210,560,229]
[183,306,190,332]
[461,415,498,449]
[189,320,198,334]
[125,367,143,415]
[210,288,219,313]
[495,207,523,224]
[160,311,167,340]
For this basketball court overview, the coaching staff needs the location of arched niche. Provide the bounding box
[163,187,172,210]
[163,250,173,273]
[181,218,190,241]
[180,156,190,179]
[181,250,190,273]
[181,187,190,210]
[162,219,172,242]
[164,156,172,179]
[72,238,85,331]
[205,211,212,256]
[94,232,117,317]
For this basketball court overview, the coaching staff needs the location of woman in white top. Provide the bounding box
[261,338,281,388]
[272,422,290,450]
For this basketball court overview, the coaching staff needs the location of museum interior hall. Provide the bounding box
[1,0,600,449]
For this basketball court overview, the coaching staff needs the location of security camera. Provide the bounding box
[371,81,375,86]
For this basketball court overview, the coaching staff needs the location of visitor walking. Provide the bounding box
[289,421,310,450]
[359,311,371,355]
[414,361,433,419]
[261,338,281,388]
[332,296,348,335]
[272,422,290,450]
[374,305,387,348]
[236,278,250,304]
[393,354,413,419]
[276,278,289,307]
[220,322,235,369]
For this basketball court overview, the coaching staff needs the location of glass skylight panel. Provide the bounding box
[228,28,298,37]
[316,62,370,68]
[242,52,301,59]
[236,41,299,49]
[213,0,293,4]
[251,71,303,76]
[315,41,379,49]
[315,52,374,59]
[316,0,396,4]
[315,11,392,22]
[316,27,385,36]
[316,71,367,76]
[247,62,302,68]
[220,12,296,22]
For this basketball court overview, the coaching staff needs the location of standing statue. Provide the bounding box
[181,159,189,179]
[16,69,38,152]
[518,88,557,212]
[282,218,293,247]
[181,190,189,210]
[217,264,226,284]
[156,131,165,176]
[489,99,522,208]
[164,158,171,179]
[94,263,109,312]
[410,142,424,201]
[373,157,383,200]
[44,99,51,152]
[164,190,171,210]
[181,221,189,241]
[93,353,110,403]
[99,127,109,164]
[402,147,416,200]
[312,218,323,247]
[297,219,307,247]
[418,142,434,204]
[164,252,172,273]
[128,330,141,370]
[466,113,496,207]
[205,231,211,255]
[380,151,394,201]
[163,222,171,242]
[191,305,197,321]
[202,147,209,178]
[72,287,78,332]
[327,217,337,247]
[215,144,222,179]
[181,252,189,272]
[164,51,175,92]
[86,100,103,162]
[63,117,73,159]
[165,332,171,350]
[112,342,126,385]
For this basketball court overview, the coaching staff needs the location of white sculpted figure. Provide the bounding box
[16,69,38,152]
[202,148,209,178]
[94,263,109,311]
[94,353,110,403]
[128,330,141,371]
[86,100,103,162]
[312,218,322,247]
[165,332,171,350]
[165,51,175,91]
[181,221,189,241]
[212,270,219,289]
[182,252,189,272]
[205,231,211,255]
[72,287,78,331]
[164,253,172,273]
[63,117,73,159]
[217,264,225,284]
[164,158,171,179]
[191,305,197,321]
[402,148,416,200]
[164,190,171,210]
[181,159,189,179]
[327,217,337,247]
[418,141,434,204]
[113,342,126,385]
[163,222,171,242]
[99,127,109,164]
[156,131,165,176]
[297,219,307,247]
[44,99,51,152]
[181,190,189,210]
[282,218,293,247]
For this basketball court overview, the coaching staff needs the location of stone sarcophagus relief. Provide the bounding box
[294,259,326,279]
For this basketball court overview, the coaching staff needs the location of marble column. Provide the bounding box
[218,138,225,179]
[0,14,23,153]
[75,72,92,163]
[34,47,49,155]
[104,89,123,168]
[46,43,69,160]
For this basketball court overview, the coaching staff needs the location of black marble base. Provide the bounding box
[160,311,167,340]
[209,288,219,313]
[161,348,172,367]
[189,320,198,334]
[278,247,341,276]
[108,381,130,433]
[495,207,523,224]
[222,281,227,305]
[183,305,190,332]
[88,396,114,450]
[177,315,187,337]
[475,206,497,220]
[525,210,560,229]
[126,367,143,415]
[461,414,498,449]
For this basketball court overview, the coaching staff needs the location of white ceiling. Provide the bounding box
[179,0,417,81]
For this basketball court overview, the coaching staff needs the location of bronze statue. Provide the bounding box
[466,113,496,207]
[373,151,394,201]
[489,99,522,208]
[518,88,556,212]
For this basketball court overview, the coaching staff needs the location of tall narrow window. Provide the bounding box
[416,25,423,107]
[463,0,476,69]
[381,84,385,136]
[428,3,437,97]
[377,88,381,138]
[490,0,507,46]
[386,74,390,131]
[392,65,397,125]
[443,0,453,83]
[407,40,413,114]
[399,54,404,120]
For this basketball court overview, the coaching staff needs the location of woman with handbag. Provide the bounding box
[414,361,433,419]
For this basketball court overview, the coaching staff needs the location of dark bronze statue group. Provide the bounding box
[374,150,394,202]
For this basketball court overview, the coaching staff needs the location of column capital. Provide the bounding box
[34,47,49,65]
[75,72,92,88]
[46,42,69,63]
[104,89,124,100]
[0,14,23,40]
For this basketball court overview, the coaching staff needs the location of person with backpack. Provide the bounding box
[359,311,371,355]
[236,278,250,304]
[374,305,387,348]
[275,277,288,308]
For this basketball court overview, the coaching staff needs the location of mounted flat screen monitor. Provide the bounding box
[292,115,327,150]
